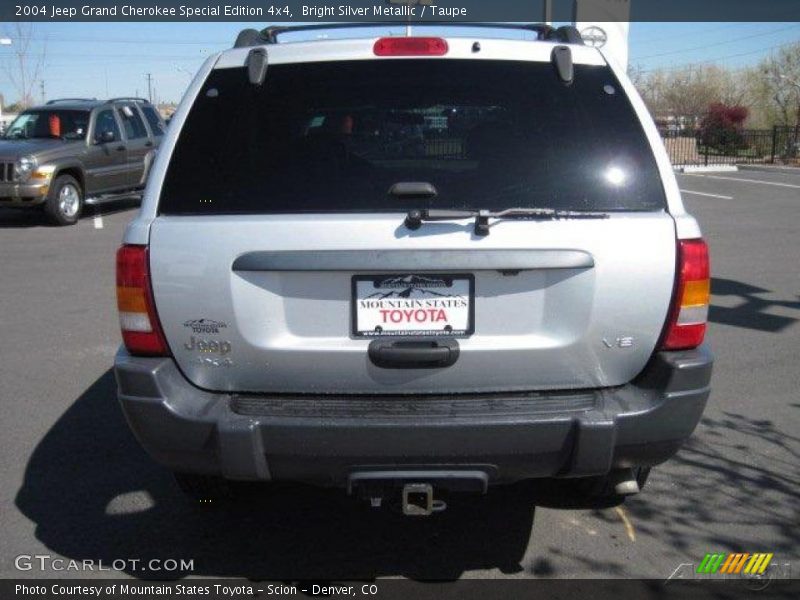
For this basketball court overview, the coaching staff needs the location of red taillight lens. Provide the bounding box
[116,245,169,356]
[661,239,710,351]
[373,37,448,57]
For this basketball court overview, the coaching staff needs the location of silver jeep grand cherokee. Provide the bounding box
[114,24,712,513]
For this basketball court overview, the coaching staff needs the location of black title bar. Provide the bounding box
[3,0,800,23]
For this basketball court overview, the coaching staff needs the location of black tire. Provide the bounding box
[44,174,83,226]
[173,472,233,505]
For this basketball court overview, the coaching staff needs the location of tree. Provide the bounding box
[629,64,750,129]
[629,64,668,118]
[749,42,800,128]
[630,41,800,130]
[2,23,46,108]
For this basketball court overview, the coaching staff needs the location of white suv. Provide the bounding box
[114,24,712,514]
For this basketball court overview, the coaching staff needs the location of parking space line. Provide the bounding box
[684,174,800,189]
[93,213,104,229]
[680,189,733,200]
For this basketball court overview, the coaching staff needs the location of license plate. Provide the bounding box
[352,274,474,337]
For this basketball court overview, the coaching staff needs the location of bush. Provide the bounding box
[699,103,750,153]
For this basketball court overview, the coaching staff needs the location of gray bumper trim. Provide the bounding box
[114,345,712,485]
[0,180,48,204]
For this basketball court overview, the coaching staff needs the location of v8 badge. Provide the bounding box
[603,336,634,349]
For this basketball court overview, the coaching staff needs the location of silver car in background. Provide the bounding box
[113,24,712,514]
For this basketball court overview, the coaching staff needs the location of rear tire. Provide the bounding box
[44,174,83,226]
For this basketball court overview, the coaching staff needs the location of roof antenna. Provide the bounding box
[234,28,263,48]
[246,48,268,85]
[551,45,574,85]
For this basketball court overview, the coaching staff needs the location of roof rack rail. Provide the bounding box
[233,23,585,48]
[45,98,97,105]
[105,97,150,104]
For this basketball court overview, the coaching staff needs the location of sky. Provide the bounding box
[0,21,799,105]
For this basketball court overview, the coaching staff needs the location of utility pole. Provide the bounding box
[146,73,153,103]
[39,80,45,104]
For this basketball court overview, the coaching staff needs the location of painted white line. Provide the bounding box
[679,189,733,200]
[684,174,800,189]
[93,214,104,229]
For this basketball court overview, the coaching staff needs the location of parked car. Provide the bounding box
[0,97,165,225]
[114,24,712,514]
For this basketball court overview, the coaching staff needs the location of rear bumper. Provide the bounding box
[114,345,712,487]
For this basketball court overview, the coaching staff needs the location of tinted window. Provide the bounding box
[4,110,89,140]
[160,60,666,215]
[142,106,165,136]
[94,109,120,142]
[117,105,148,139]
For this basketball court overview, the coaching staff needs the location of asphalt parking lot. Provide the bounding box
[0,168,798,580]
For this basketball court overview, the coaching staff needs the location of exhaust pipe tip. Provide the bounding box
[610,468,641,496]
[614,479,641,496]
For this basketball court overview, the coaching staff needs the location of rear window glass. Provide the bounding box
[117,106,148,140]
[142,105,165,136]
[160,60,666,215]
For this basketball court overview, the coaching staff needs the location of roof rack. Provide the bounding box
[45,98,97,105]
[105,97,150,104]
[234,23,585,48]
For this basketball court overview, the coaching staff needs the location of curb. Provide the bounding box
[674,165,739,174]
[737,164,800,174]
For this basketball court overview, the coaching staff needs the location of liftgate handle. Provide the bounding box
[368,339,460,369]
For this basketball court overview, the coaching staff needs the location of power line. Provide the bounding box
[0,50,212,59]
[636,24,800,60]
[6,35,230,46]
[636,40,800,74]
[634,23,743,44]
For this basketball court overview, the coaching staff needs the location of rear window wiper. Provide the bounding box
[404,207,609,236]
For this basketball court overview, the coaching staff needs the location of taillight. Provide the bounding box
[373,37,448,57]
[116,245,169,356]
[661,239,710,350]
